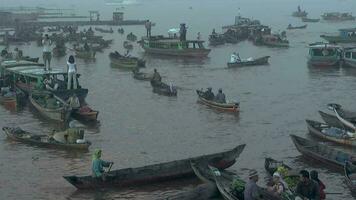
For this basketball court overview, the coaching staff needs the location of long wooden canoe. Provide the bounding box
[151,80,177,96]
[306,119,356,147]
[29,91,71,122]
[344,161,356,194]
[196,90,239,112]
[290,134,354,170]
[63,144,246,189]
[227,56,270,68]
[2,127,91,150]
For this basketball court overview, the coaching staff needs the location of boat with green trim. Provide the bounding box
[321,28,356,43]
[307,42,341,66]
[109,51,145,69]
[140,36,211,57]
[343,48,356,67]
[0,60,88,103]
[29,90,72,122]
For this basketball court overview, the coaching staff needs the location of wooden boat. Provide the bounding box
[95,27,114,34]
[290,134,353,170]
[109,52,145,68]
[333,107,356,131]
[302,17,320,22]
[132,70,153,81]
[140,36,211,57]
[63,144,246,189]
[151,80,177,96]
[29,91,71,122]
[126,33,137,42]
[196,90,239,112]
[258,35,289,48]
[72,105,99,121]
[307,43,341,67]
[321,28,356,43]
[344,161,356,194]
[192,164,281,200]
[287,24,307,30]
[2,127,91,150]
[264,157,292,176]
[75,50,96,59]
[321,12,355,21]
[343,48,356,68]
[306,119,356,147]
[227,56,270,68]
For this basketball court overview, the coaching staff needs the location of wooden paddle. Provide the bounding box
[107,162,114,173]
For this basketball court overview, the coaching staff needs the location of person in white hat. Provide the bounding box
[244,169,261,200]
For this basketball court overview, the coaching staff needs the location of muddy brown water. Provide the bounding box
[1,0,356,199]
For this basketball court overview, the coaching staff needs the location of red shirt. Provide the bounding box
[318,180,326,199]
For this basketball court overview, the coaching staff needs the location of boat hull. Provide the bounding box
[227,56,270,68]
[196,90,239,112]
[290,134,351,170]
[320,35,356,43]
[3,127,90,150]
[63,144,246,189]
[143,47,211,57]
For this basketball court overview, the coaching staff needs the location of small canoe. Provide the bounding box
[75,50,96,59]
[264,157,292,176]
[109,52,145,69]
[63,144,246,189]
[227,56,270,68]
[290,134,353,170]
[151,80,177,96]
[306,119,356,147]
[345,161,356,194]
[196,90,239,112]
[287,24,307,30]
[2,127,91,150]
[302,17,320,22]
[132,71,153,81]
[29,91,71,122]
[72,105,99,121]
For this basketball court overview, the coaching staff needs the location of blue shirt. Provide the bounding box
[92,159,111,177]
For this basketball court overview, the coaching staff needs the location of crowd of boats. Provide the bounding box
[2,4,356,200]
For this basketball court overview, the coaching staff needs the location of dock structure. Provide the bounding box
[0,11,148,28]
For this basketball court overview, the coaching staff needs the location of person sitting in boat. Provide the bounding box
[83,42,90,52]
[267,172,287,196]
[311,170,325,200]
[230,52,241,63]
[215,88,226,103]
[67,94,80,109]
[203,87,214,101]
[295,170,320,200]
[152,69,162,84]
[92,149,113,178]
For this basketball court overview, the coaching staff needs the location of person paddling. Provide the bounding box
[92,149,114,179]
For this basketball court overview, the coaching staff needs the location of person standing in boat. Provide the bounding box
[66,55,77,90]
[215,88,226,103]
[152,69,162,84]
[92,149,113,178]
[145,20,152,38]
[83,42,90,52]
[42,34,52,71]
[295,170,320,200]
[180,23,187,41]
[310,170,325,200]
[244,170,262,200]
[197,32,201,40]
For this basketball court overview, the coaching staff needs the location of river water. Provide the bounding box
[1,0,356,199]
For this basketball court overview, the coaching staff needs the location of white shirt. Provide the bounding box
[67,62,76,73]
[230,54,238,63]
[42,39,52,52]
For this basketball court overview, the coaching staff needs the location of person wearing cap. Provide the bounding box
[244,169,261,200]
[92,149,114,178]
[310,170,325,200]
[203,87,214,101]
[215,88,226,103]
[296,170,320,200]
